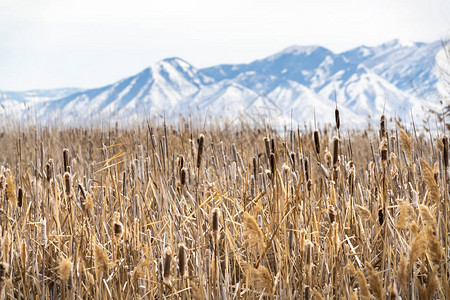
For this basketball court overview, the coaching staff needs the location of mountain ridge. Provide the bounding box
[1,39,447,127]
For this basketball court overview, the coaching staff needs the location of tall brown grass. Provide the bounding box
[0,116,448,299]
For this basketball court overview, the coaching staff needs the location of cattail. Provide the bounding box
[313,130,320,155]
[40,218,47,248]
[94,243,109,274]
[211,208,220,244]
[264,137,271,160]
[380,114,386,138]
[64,172,71,196]
[163,247,172,284]
[324,149,332,167]
[46,159,53,181]
[59,257,72,281]
[113,212,123,240]
[253,156,258,178]
[332,136,339,166]
[196,134,204,169]
[335,108,340,130]
[178,244,186,277]
[0,174,5,190]
[443,136,448,169]
[63,148,69,173]
[0,262,8,281]
[290,152,296,169]
[21,240,27,270]
[178,154,184,172]
[304,157,309,181]
[329,206,336,224]
[269,152,276,177]
[17,187,23,208]
[288,221,294,253]
[304,285,310,300]
[378,207,384,225]
[6,173,15,201]
[270,137,275,154]
[180,167,187,186]
[305,240,313,266]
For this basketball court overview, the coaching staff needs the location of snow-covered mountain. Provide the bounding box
[1,39,447,127]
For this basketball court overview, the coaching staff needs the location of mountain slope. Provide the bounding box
[2,39,446,127]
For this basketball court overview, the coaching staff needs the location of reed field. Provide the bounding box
[0,114,449,299]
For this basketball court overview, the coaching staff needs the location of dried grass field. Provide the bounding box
[0,115,449,299]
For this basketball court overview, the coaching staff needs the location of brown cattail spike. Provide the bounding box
[163,247,172,284]
[17,187,23,208]
[269,152,276,177]
[64,172,71,196]
[380,115,386,138]
[335,108,340,130]
[63,148,69,173]
[113,212,123,240]
[212,208,219,238]
[196,134,204,169]
[178,244,186,277]
[313,130,320,155]
[264,137,270,160]
[443,136,448,169]
[46,159,53,181]
[332,136,339,166]
[304,157,309,181]
[180,167,187,186]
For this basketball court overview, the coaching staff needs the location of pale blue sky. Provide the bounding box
[1,0,449,90]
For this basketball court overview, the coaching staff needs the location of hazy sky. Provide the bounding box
[1,0,449,90]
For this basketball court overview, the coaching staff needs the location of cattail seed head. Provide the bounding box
[113,212,123,240]
[378,207,384,225]
[335,108,340,130]
[290,152,296,169]
[269,152,276,177]
[380,114,386,138]
[94,243,109,274]
[63,148,69,173]
[64,172,71,196]
[6,173,15,201]
[313,130,320,155]
[46,159,53,181]
[305,240,313,266]
[304,285,310,300]
[304,157,309,181]
[180,167,187,186]
[264,137,271,159]
[17,187,23,208]
[196,134,204,169]
[270,137,276,153]
[59,257,72,282]
[211,208,220,243]
[178,154,184,172]
[178,244,187,277]
[163,247,172,284]
[288,221,294,253]
[40,218,47,248]
[332,136,339,166]
[443,136,448,169]
[0,262,9,281]
[21,240,27,269]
